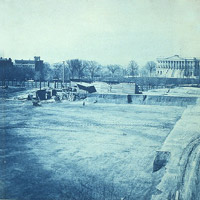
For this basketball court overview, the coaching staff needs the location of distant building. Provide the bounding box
[0,57,13,81]
[15,59,35,69]
[15,56,44,80]
[34,56,44,73]
[15,56,43,71]
[156,55,200,78]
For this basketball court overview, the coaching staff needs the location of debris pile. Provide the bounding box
[18,83,97,106]
[16,81,143,106]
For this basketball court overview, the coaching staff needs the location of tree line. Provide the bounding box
[51,59,157,81]
[0,59,157,82]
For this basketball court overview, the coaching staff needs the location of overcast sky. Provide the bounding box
[0,0,200,66]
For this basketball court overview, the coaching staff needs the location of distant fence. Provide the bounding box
[1,77,199,91]
[0,80,70,89]
[101,77,200,86]
[100,77,200,91]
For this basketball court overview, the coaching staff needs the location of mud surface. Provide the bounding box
[0,90,185,200]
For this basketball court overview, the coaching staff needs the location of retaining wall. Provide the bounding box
[151,100,200,200]
[87,93,198,107]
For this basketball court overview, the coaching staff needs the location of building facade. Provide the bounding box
[14,56,44,80]
[156,55,200,78]
[15,56,43,71]
[0,57,13,81]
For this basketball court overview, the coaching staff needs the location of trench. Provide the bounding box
[1,88,198,200]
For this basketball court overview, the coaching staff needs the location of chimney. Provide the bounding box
[34,56,40,61]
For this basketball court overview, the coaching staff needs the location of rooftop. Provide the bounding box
[0,57,12,61]
[157,55,200,61]
[15,59,35,64]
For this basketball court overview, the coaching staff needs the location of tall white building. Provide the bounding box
[156,55,200,78]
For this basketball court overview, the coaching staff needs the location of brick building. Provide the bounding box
[14,56,44,80]
[0,57,13,82]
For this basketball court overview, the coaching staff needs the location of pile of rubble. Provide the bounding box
[23,84,95,106]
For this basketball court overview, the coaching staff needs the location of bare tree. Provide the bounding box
[52,63,63,80]
[87,61,101,80]
[78,60,88,79]
[66,59,87,79]
[139,67,148,77]
[127,60,139,77]
[66,59,78,79]
[43,62,54,81]
[107,65,120,77]
[145,61,156,77]
[122,68,128,77]
[23,66,35,80]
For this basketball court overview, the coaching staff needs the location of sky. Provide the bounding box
[0,0,200,67]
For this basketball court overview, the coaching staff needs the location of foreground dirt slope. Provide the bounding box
[0,89,185,200]
[152,99,200,200]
